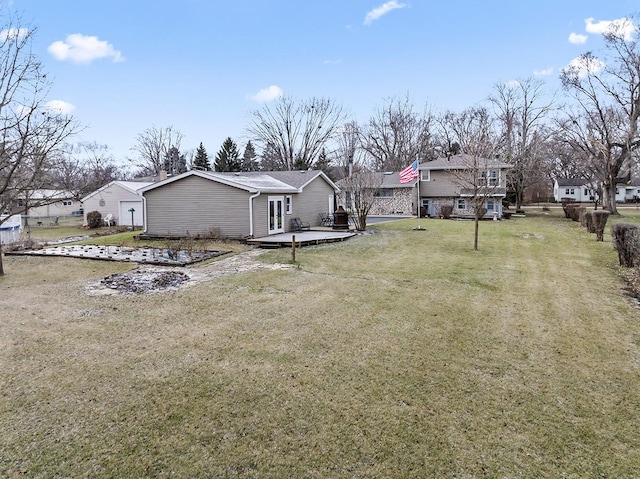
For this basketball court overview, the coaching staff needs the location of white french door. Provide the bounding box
[268,196,285,234]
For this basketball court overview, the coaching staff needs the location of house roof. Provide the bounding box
[420,154,512,170]
[555,178,587,187]
[22,189,75,200]
[140,169,338,195]
[335,171,417,188]
[81,180,154,202]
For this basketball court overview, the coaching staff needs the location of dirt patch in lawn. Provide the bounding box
[86,249,294,295]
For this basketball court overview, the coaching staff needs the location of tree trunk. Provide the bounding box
[0,240,4,276]
[474,216,479,250]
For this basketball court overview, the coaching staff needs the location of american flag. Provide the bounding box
[399,160,419,184]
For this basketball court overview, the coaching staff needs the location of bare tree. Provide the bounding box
[436,107,502,250]
[0,16,79,275]
[489,78,554,211]
[129,125,183,176]
[339,169,384,231]
[246,96,346,171]
[361,94,434,171]
[559,15,640,215]
[52,142,123,199]
[332,120,368,178]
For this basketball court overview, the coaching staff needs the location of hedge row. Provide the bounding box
[563,202,609,241]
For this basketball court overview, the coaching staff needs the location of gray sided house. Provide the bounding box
[140,170,339,239]
[82,181,154,226]
[419,154,512,218]
[337,172,419,215]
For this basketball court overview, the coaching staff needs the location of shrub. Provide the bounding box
[591,210,610,241]
[86,210,102,229]
[565,204,581,222]
[611,223,640,267]
[439,204,453,219]
[578,207,587,226]
[584,211,595,233]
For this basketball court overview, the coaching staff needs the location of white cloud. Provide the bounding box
[0,27,29,41]
[585,17,635,41]
[568,32,587,44]
[323,59,342,65]
[251,85,283,102]
[505,80,521,89]
[564,56,605,78]
[48,33,124,64]
[44,100,76,115]
[363,1,407,26]
[534,67,553,76]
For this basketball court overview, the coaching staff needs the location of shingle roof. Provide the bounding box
[420,154,512,170]
[555,178,587,187]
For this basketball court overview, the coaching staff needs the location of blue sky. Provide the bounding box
[9,0,639,166]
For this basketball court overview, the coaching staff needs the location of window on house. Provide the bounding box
[63,201,72,206]
[488,170,498,186]
[584,189,588,195]
[486,200,495,211]
[478,171,486,186]
[570,188,575,195]
[285,195,292,214]
[374,188,394,198]
[421,170,430,181]
[457,199,466,210]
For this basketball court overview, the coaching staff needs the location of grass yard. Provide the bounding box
[1,209,640,478]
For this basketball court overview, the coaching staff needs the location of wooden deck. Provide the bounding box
[247,229,356,248]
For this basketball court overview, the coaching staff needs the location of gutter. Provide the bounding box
[248,190,261,237]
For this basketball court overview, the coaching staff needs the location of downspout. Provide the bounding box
[248,190,261,238]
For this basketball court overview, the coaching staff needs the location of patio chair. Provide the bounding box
[290,217,310,232]
[103,213,114,227]
[320,212,333,227]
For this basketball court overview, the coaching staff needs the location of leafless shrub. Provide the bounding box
[611,223,640,267]
[439,204,453,219]
[592,210,610,241]
[584,211,595,233]
[578,207,587,226]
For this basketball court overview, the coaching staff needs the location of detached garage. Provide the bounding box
[81,181,154,226]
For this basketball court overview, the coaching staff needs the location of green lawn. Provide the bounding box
[1,210,639,478]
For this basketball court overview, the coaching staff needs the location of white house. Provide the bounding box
[553,178,595,203]
[81,181,154,226]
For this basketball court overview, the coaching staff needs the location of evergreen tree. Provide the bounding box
[193,142,210,171]
[315,147,333,177]
[214,137,241,172]
[241,140,259,171]
[163,146,187,175]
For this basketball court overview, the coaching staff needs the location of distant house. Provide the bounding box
[419,154,512,218]
[615,183,640,203]
[81,180,154,226]
[336,171,419,216]
[140,170,339,239]
[553,178,594,203]
[12,189,81,221]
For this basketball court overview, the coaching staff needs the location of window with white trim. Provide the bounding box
[457,198,466,209]
[421,170,430,181]
[486,200,495,211]
[285,195,292,214]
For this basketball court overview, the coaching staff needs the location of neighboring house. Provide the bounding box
[418,154,512,218]
[615,183,640,203]
[81,180,154,226]
[14,189,81,220]
[336,171,419,216]
[140,170,339,239]
[553,178,595,203]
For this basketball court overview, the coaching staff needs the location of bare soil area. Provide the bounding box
[86,248,294,295]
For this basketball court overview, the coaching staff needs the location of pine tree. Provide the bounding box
[315,147,333,177]
[193,142,210,171]
[163,146,187,175]
[241,141,259,171]
[214,137,241,172]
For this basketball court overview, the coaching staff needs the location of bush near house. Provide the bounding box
[592,210,610,241]
[611,223,640,267]
[439,204,453,219]
[86,210,102,229]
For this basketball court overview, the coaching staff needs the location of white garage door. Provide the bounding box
[119,201,144,226]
